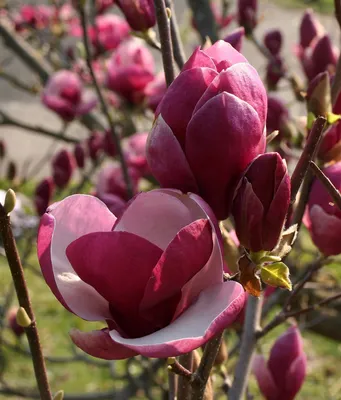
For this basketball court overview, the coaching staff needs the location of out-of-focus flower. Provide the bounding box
[96,162,140,200]
[305,162,341,255]
[96,0,116,14]
[253,326,307,400]
[0,140,5,159]
[74,143,86,169]
[106,38,155,103]
[42,70,97,121]
[52,149,75,189]
[237,0,257,34]
[7,307,25,338]
[232,152,290,252]
[318,121,341,163]
[266,56,286,90]
[224,27,245,52]
[14,5,53,31]
[87,132,103,162]
[299,9,324,49]
[264,29,283,56]
[266,96,290,136]
[37,190,245,359]
[35,177,55,216]
[102,131,117,158]
[7,161,16,181]
[116,0,155,31]
[147,41,267,220]
[144,72,167,112]
[125,132,149,176]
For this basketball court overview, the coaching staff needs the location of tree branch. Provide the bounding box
[154,0,175,86]
[186,0,218,43]
[165,0,186,70]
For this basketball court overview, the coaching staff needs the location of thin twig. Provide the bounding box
[165,0,186,70]
[290,116,326,206]
[310,161,341,210]
[78,5,134,199]
[190,333,223,399]
[335,0,341,29]
[176,353,193,399]
[0,70,40,94]
[0,110,78,144]
[0,204,52,400]
[154,0,175,86]
[228,296,263,400]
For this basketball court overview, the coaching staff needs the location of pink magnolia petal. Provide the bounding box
[42,94,75,121]
[186,92,264,220]
[156,67,218,146]
[193,63,267,129]
[70,328,137,360]
[76,91,97,115]
[113,189,207,250]
[66,231,163,336]
[146,116,198,193]
[141,219,213,313]
[173,229,223,319]
[182,47,217,71]
[284,353,307,400]
[109,281,245,358]
[39,195,117,321]
[252,354,279,400]
[204,40,247,66]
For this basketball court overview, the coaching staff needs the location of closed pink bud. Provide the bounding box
[253,326,307,400]
[103,131,117,157]
[7,307,25,337]
[237,0,258,34]
[42,70,97,121]
[116,0,155,31]
[96,0,115,14]
[266,56,286,90]
[147,41,267,220]
[306,71,332,117]
[74,143,86,169]
[299,9,324,49]
[224,27,245,52]
[35,177,55,216]
[37,190,245,359]
[144,72,167,112]
[52,149,75,188]
[266,95,290,136]
[311,35,338,79]
[106,38,155,103]
[89,15,130,53]
[87,132,103,161]
[305,162,341,255]
[232,152,291,252]
[264,29,283,56]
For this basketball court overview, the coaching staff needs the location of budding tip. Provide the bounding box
[16,307,31,328]
[53,390,64,400]
[4,189,16,215]
[165,7,172,19]
[167,365,173,371]
[167,357,176,365]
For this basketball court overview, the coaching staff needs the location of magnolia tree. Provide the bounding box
[0,0,341,399]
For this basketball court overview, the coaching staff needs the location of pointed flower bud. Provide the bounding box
[305,162,341,255]
[318,121,341,163]
[35,177,55,216]
[4,189,16,215]
[116,0,155,32]
[237,0,258,34]
[253,326,307,400]
[306,71,332,117]
[16,307,32,328]
[87,132,103,161]
[52,150,75,189]
[224,27,245,52]
[299,9,324,49]
[74,143,86,169]
[266,96,290,141]
[264,29,283,56]
[232,152,291,252]
[266,56,286,90]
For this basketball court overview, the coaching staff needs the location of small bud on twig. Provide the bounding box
[166,7,172,19]
[53,390,64,400]
[16,307,32,328]
[4,189,16,215]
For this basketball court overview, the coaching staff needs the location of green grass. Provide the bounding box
[275,0,334,13]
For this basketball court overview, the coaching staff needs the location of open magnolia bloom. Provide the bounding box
[37,190,245,359]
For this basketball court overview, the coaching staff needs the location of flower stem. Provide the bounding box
[0,205,52,400]
[228,295,263,400]
[154,0,175,86]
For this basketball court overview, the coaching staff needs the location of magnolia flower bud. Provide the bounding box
[306,71,332,117]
